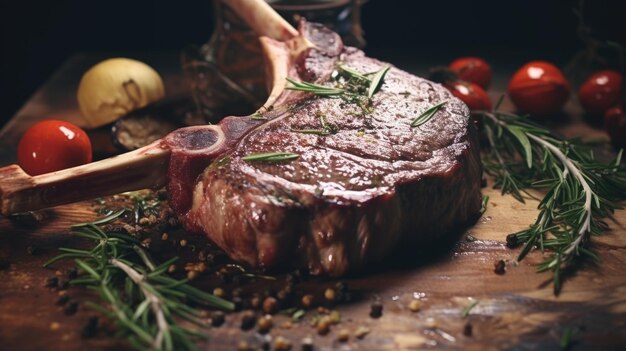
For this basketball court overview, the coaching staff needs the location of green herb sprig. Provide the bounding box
[286,64,390,101]
[242,152,300,163]
[481,100,626,295]
[291,112,338,136]
[411,101,447,128]
[285,78,345,96]
[44,210,234,351]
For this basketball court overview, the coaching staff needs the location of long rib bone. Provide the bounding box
[0,0,301,216]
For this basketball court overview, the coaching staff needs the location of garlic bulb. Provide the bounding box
[77,58,165,128]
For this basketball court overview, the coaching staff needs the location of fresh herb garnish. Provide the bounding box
[286,78,345,96]
[481,100,626,295]
[410,101,447,128]
[367,66,390,98]
[44,210,234,351]
[461,300,479,318]
[291,112,338,136]
[286,64,390,101]
[242,152,300,163]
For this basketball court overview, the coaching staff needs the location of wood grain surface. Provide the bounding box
[0,53,625,351]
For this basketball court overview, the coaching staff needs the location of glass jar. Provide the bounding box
[181,0,365,124]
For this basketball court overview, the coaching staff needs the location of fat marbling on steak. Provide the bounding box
[168,21,483,276]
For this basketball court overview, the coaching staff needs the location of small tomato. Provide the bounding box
[448,81,492,111]
[507,61,570,116]
[578,70,622,114]
[449,57,492,89]
[17,120,92,176]
[604,105,626,148]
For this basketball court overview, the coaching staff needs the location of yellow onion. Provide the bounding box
[77,58,165,128]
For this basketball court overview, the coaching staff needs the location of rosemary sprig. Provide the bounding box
[291,112,337,136]
[44,210,234,351]
[410,101,447,128]
[286,78,344,96]
[481,108,626,294]
[242,152,300,163]
[367,66,390,98]
[286,64,390,100]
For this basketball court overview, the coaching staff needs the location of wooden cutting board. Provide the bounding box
[1,53,625,351]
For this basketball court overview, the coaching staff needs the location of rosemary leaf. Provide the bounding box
[507,125,533,168]
[410,101,447,128]
[338,64,370,81]
[367,65,390,98]
[286,78,344,96]
[461,300,479,317]
[242,152,300,163]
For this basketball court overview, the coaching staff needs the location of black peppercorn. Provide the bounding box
[505,233,519,248]
[58,280,70,290]
[211,311,225,327]
[494,260,506,275]
[64,301,79,315]
[45,276,59,288]
[66,268,78,280]
[463,322,473,337]
[241,311,256,330]
[370,300,383,318]
[81,316,99,338]
[55,294,70,306]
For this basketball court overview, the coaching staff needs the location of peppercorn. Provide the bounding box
[324,288,336,302]
[45,276,59,288]
[263,297,278,314]
[64,301,79,315]
[187,270,199,280]
[329,310,341,324]
[56,294,70,306]
[66,268,78,280]
[408,300,422,312]
[257,315,273,334]
[337,328,350,342]
[463,322,473,337]
[354,326,370,339]
[213,287,225,298]
[317,316,332,335]
[179,239,187,247]
[494,260,506,275]
[161,233,169,241]
[370,300,383,318]
[250,295,262,309]
[274,336,292,351]
[81,316,99,338]
[301,294,314,309]
[301,336,314,351]
[506,233,519,248]
[241,311,256,330]
[58,280,70,290]
[237,340,252,351]
[211,311,225,327]
[232,296,243,311]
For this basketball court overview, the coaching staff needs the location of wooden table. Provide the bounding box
[1,52,625,351]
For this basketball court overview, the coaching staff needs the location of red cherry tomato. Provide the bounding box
[449,57,492,89]
[578,70,622,114]
[447,81,492,111]
[604,106,626,148]
[507,61,571,116]
[17,120,92,176]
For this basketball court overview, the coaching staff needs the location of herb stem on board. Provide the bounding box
[481,106,626,295]
[44,210,234,351]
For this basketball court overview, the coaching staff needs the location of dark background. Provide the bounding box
[1,0,624,130]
